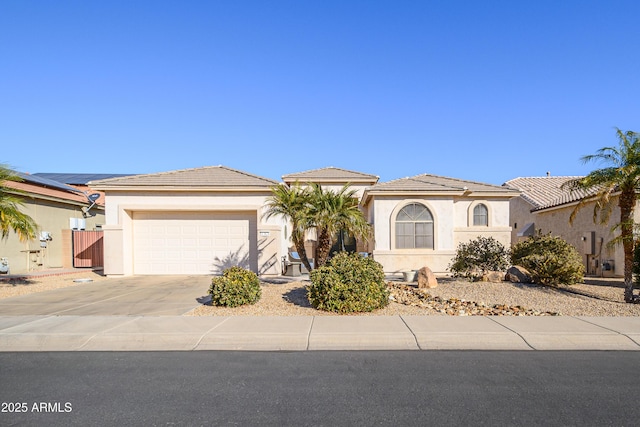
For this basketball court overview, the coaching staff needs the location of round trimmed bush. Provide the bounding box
[208,266,261,307]
[307,252,389,313]
[448,236,510,280]
[511,233,584,286]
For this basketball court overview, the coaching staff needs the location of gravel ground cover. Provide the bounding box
[0,271,109,299]
[189,277,640,317]
[2,272,638,317]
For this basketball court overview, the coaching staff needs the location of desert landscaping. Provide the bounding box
[2,271,637,317]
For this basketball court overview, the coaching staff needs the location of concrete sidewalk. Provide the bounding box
[1,315,640,351]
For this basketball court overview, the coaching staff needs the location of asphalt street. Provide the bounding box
[2,351,640,426]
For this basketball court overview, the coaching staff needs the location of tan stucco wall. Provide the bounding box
[371,196,512,274]
[510,195,637,277]
[101,191,286,276]
[0,197,104,274]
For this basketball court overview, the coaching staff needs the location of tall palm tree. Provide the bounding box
[0,164,38,242]
[262,183,314,272]
[307,183,370,268]
[563,129,640,303]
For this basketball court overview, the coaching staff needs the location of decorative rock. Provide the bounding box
[417,266,438,289]
[505,266,532,283]
[387,283,560,316]
[482,271,504,283]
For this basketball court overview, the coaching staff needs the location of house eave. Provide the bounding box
[11,190,99,209]
[89,185,275,193]
[362,189,518,204]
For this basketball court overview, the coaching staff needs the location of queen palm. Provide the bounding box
[563,129,640,303]
[0,164,38,242]
[307,183,370,268]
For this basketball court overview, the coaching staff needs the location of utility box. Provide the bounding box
[583,231,596,255]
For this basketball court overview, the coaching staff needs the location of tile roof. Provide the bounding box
[503,176,599,210]
[6,175,90,205]
[368,174,518,194]
[282,167,379,183]
[33,173,136,185]
[88,165,279,189]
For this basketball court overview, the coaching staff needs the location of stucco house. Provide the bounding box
[504,176,629,277]
[0,173,105,274]
[361,174,518,273]
[90,166,519,276]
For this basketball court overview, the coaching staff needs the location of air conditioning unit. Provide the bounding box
[70,218,86,230]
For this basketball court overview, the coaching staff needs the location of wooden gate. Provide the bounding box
[72,230,104,268]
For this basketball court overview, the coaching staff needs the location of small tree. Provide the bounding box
[0,164,38,241]
[307,183,370,268]
[263,183,314,272]
[448,236,510,280]
[562,129,640,301]
[511,232,584,286]
[263,182,370,271]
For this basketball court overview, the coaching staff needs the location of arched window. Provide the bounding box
[395,203,434,249]
[473,203,488,226]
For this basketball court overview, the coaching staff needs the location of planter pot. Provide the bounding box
[402,271,417,282]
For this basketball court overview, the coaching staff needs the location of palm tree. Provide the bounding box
[563,129,640,303]
[307,183,371,268]
[262,183,314,272]
[0,164,38,242]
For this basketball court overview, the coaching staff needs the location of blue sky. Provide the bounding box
[1,0,638,185]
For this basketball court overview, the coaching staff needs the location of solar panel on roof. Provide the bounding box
[32,173,136,185]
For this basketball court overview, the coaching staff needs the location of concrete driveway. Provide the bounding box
[0,275,212,316]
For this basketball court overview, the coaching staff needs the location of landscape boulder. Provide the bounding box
[505,266,532,283]
[481,271,504,283]
[417,266,438,289]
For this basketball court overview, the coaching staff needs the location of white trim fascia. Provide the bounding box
[90,186,274,192]
[119,204,262,212]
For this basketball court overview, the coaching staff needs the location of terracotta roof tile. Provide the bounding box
[503,176,599,210]
[282,167,379,183]
[370,174,517,194]
[89,166,279,189]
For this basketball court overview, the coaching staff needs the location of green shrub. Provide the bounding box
[448,236,510,280]
[307,252,389,313]
[208,266,261,307]
[511,233,584,286]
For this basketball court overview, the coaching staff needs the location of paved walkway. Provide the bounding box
[1,315,640,351]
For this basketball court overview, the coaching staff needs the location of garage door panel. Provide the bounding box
[132,211,254,275]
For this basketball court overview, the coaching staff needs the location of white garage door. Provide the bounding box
[132,211,253,275]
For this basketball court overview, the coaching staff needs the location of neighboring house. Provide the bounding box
[504,176,627,277]
[0,173,105,274]
[33,173,135,206]
[90,165,519,276]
